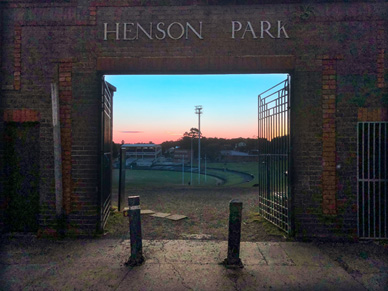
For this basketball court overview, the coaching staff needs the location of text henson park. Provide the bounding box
[103,20,290,41]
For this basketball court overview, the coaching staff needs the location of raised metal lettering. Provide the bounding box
[242,21,257,39]
[104,23,120,40]
[156,22,166,40]
[167,22,185,40]
[261,21,275,39]
[231,21,242,39]
[186,22,203,40]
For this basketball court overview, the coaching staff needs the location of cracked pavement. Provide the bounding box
[1,236,387,290]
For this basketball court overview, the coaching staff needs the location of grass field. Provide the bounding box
[207,162,258,187]
[112,169,220,189]
[112,162,260,189]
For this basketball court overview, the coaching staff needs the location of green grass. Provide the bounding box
[112,169,219,188]
[112,162,261,188]
[207,162,259,187]
[247,212,287,237]
[204,168,245,186]
[112,161,288,189]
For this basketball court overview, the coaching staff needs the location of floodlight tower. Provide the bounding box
[195,105,203,185]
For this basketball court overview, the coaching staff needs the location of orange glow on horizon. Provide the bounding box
[113,128,258,144]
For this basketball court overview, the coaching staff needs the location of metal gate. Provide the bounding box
[100,78,116,231]
[357,122,388,239]
[258,76,291,233]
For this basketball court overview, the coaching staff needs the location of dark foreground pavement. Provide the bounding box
[1,236,387,290]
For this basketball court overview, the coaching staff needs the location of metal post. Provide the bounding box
[126,196,144,266]
[198,112,201,185]
[182,155,185,185]
[267,155,271,210]
[205,155,207,182]
[223,199,243,268]
[118,148,126,211]
[191,137,193,186]
[195,106,202,185]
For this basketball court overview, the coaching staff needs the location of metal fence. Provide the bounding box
[258,76,291,233]
[100,78,114,230]
[357,122,388,239]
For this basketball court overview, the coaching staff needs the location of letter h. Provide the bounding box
[104,23,120,40]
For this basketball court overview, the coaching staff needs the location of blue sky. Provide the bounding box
[105,74,287,144]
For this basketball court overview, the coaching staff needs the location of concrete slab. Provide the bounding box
[142,240,227,264]
[1,237,386,290]
[150,212,171,218]
[181,233,214,240]
[165,214,187,221]
[141,209,155,215]
[316,242,388,290]
[116,263,234,291]
[257,242,294,266]
[279,242,335,267]
[140,241,277,267]
[231,265,365,290]
[353,272,388,291]
[116,261,363,291]
[1,263,55,290]
[239,242,267,266]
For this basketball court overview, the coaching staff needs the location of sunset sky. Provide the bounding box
[105,74,287,144]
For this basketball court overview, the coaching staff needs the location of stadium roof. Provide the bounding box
[122,144,161,148]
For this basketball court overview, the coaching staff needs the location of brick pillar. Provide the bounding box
[59,61,73,214]
[14,25,22,91]
[89,6,97,25]
[3,109,40,123]
[358,108,388,122]
[321,56,339,215]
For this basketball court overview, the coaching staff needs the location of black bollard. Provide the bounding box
[118,148,126,211]
[125,196,144,267]
[223,199,244,268]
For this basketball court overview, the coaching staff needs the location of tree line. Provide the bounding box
[112,129,289,162]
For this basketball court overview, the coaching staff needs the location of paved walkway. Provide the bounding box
[1,236,387,290]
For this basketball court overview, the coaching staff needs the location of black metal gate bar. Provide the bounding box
[258,76,290,233]
[357,122,388,239]
[100,78,115,230]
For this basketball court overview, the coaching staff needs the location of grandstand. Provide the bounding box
[121,143,162,168]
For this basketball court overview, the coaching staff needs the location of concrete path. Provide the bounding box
[1,236,387,290]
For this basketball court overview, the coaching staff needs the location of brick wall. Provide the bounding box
[0,0,386,238]
[58,61,73,215]
[321,56,341,216]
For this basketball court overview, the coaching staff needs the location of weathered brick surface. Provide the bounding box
[377,21,385,89]
[59,62,73,215]
[0,1,387,238]
[13,25,21,90]
[3,109,40,122]
[321,58,339,216]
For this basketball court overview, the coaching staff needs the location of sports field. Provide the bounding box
[112,162,259,189]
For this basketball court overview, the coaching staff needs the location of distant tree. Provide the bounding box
[161,140,177,155]
[161,134,265,161]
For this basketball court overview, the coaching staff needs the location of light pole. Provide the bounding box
[195,106,202,185]
[182,155,185,185]
[190,135,193,186]
[205,155,207,183]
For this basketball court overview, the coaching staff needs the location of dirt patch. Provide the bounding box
[106,187,288,242]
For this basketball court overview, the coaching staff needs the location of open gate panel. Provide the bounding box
[258,76,291,234]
